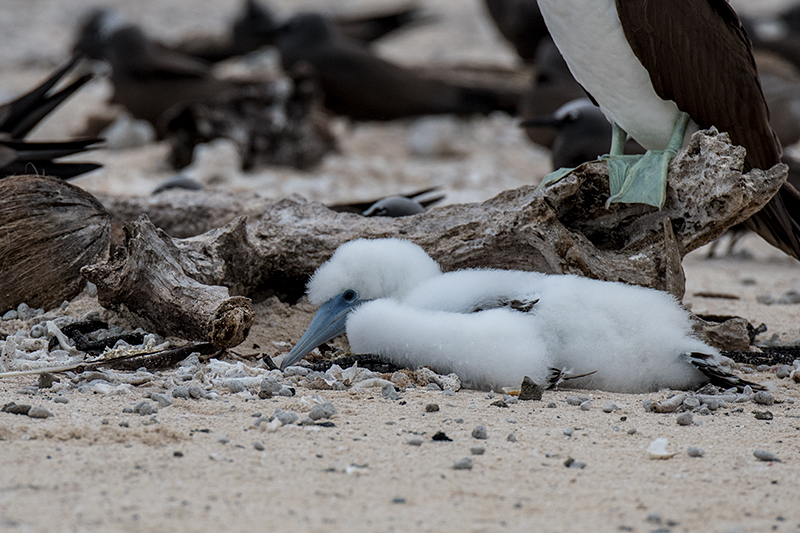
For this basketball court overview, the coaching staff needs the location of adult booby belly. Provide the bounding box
[537,0,689,150]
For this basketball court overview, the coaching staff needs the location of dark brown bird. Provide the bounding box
[77,2,430,66]
[75,18,237,133]
[274,13,517,121]
[518,38,586,148]
[483,0,550,63]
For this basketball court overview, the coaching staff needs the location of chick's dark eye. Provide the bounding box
[342,290,357,302]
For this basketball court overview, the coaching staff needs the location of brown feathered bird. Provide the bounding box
[274,13,517,121]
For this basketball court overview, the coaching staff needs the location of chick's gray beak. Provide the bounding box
[281,291,361,370]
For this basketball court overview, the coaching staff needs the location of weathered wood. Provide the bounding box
[0,175,110,313]
[90,130,786,307]
[81,218,254,349]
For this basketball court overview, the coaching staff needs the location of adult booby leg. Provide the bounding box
[604,112,690,208]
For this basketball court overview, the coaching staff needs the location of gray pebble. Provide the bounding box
[470,446,485,455]
[472,425,488,440]
[683,397,700,409]
[756,294,774,305]
[150,393,173,408]
[705,399,721,411]
[226,379,245,394]
[563,428,574,437]
[218,436,230,445]
[2,310,18,320]
[17,303,32,320]
[3,403,31,415]
[753,391,774,405]
[134,402,157,416]
[642,399,653,412]
[507,433,517,442]
[258,390,273,400]
[426,383,441,391]
[676,412,694,426]
[53,396,68,404]
[278,386,294,397]
[253,441,265,451]
[579,400,591,411]
[696,406,711,416]
[425,403,440,412]
[283,366,309,377]
[687,447,704,457]
[506,417,516,424]
[777,289,800,304]
[407,438,423,446]
[646,512,662,524]
[453,458,473,470]
[518,376,543,400]
[776,365,793,379]
[38,373,59,389]
[172,386,190,399]
[308,402,337,420]
[119,421,129,427]
[382,383,401,400]
[757,364,771,372]
[28,405,53,418]
[602,403,617,413]
[753,450,781,462]
[546,402,557,408]
[503,395,518,405]
[274,409,298,425]
[29,324,46,338]
[566,396,582,406]
[188,385,207,399]
[122,407,133,414]
[627,428,637,435]
[563,457,586,469]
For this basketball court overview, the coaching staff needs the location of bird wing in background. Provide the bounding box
[0,54,92,138]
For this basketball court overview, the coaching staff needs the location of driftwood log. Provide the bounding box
[92,130,786,307]
[81,220,254,349]
[0,175,110,313]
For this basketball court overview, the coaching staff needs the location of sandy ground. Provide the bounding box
[1,0,800,532]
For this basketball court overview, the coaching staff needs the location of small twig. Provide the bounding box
[0,342,218,378]
[309,353,404,374]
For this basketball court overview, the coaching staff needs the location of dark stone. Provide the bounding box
[432,431,452,441]
[518,375,543,400]
[2,403,31,415]
[37,373,60,389]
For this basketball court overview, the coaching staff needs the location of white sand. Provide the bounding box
[1,0,799,531]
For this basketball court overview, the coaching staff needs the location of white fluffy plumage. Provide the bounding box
[294,239,752,392]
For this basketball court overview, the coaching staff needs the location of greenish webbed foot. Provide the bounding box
[602,113,690,209]
[537,166,576,190]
